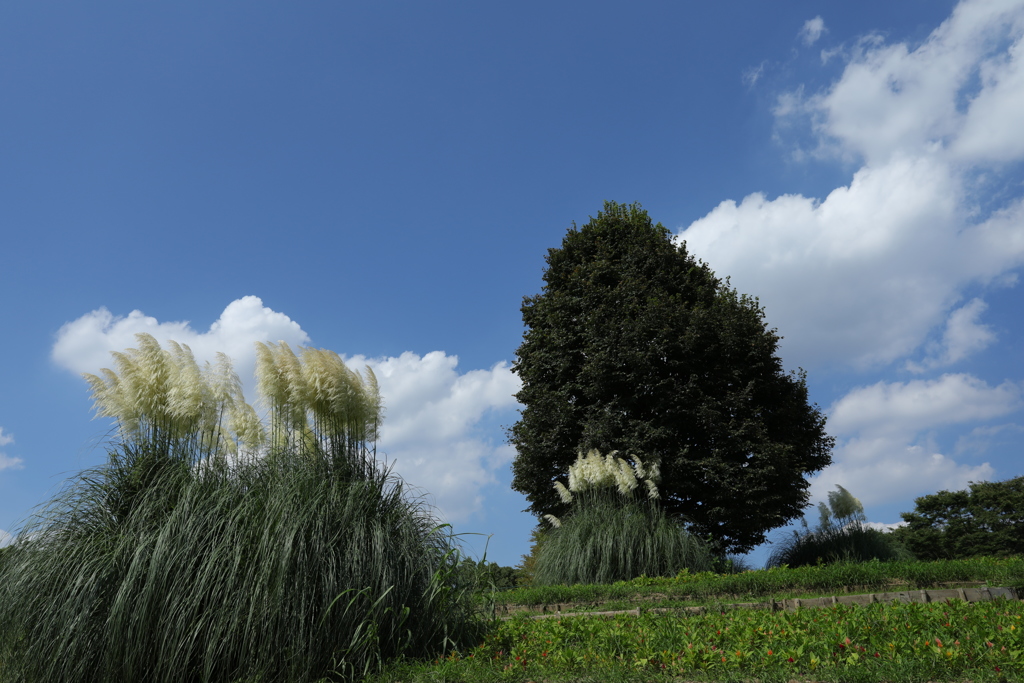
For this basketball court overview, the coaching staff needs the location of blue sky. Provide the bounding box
[3,0,1023,568]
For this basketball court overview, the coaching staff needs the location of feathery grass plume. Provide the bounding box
[560,449,660,501]
[535,449,710,585]
[0,336,477,683]
[300,346,381,451]
[255,341,382,467]
[82,334,255,460]
[767,484,914,568]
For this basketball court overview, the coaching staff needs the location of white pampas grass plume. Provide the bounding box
[543,514,562,528]
[633,454,646,479]
[229,400,266,452]
[166,342,205,428]
[83,334,264,457]
[562,448,662,501]
[255,342,287,413]
[554,481,573,504]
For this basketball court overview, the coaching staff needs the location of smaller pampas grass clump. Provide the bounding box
[534,449,711,586]
[767,485,914,568]
[0,334,481,683]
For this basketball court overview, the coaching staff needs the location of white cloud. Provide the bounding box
[52,298,522,526]
[800,16,827,47]
[809,373,1018,506]
[0,428,23,473]
[346,351,522,523]
[863,521,907,532]
[953,32,1024,161]
[801,0,1024,166]
[679,0,1024,370]
[0,529,12,547]
[743,61,766,87]
[907,297,997,371]
[680,155,997,368]
[828,373,1021,436]
[52,296,310,402]
[812,441,994,507]
[0,455,24,473]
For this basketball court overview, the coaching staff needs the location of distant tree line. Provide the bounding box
[892,476,1024,561]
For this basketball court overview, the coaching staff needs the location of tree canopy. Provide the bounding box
[509,202,834,553]
[891,476,1024,560]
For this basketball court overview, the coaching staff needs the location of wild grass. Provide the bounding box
[0,335,482,683]
[533,494,713,586]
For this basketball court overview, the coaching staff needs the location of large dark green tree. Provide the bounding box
[891,477,1024,560]
[510,202,834,553]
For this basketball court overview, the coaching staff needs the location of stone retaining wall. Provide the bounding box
[497,586,1019,620]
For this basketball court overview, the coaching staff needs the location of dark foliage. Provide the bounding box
[458,557,520,590]
[892,476,1024,560]
[510,202,834,553]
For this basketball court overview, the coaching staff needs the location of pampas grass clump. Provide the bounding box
[0,335,480,683]
[767,485,914,568]
[534,450,712,586]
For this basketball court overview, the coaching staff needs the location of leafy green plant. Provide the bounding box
[0,335,481,683]
[373,597,1024,682]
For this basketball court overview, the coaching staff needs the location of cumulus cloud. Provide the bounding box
[52,297,310,386]
[679,0,1024,370]
[0,428,23,473]
[51,298,522,525]
[812,441,995,508]
[346,351,521,523]
[679,155,1022,368]
[797,1,1024,166]
[799,16,827,46]
[828,373,1021,436]
[809,373,1019,505]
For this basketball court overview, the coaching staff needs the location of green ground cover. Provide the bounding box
[372,597,1024,682]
